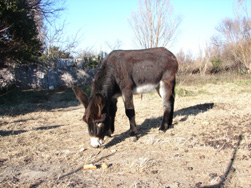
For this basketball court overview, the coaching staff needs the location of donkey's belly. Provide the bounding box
[133,83,159,94]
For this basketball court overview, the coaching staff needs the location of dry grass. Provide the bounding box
[0,76,251,187]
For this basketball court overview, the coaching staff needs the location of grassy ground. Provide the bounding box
[0,74,251,187]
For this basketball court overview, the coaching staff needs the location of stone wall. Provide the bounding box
[0,59,98,91]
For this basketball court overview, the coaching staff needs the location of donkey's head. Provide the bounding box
[72,87,110,148]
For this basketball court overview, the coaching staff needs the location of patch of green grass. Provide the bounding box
[177,72,251,86]
[0,88,83,116]
[175,87,211,97]
[0,89,49,106]
[176,88,196,97]
[197,89,210,95]
[234,79,251,86]
[0,89,49,116]
[57,86,92,102]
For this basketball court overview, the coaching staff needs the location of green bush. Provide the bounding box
[210,57,222,73]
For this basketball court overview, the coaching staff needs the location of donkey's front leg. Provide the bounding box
[122,91,138,141]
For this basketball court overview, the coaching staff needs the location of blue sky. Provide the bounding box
[59,0,247,56]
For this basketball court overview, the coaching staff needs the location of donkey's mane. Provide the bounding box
[91,61,117,100]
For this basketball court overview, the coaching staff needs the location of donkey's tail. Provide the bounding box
[172,78,176,98]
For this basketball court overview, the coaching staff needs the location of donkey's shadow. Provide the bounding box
[104,103,214,148]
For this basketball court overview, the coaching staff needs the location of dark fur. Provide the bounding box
[73,47,178,145]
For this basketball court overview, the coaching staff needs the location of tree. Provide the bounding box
[105,39,123,51]
[217,18,250,72]
[0,0,65,69]
[0,0,42,68]
[80,50,101,68]
[40,46,72,60]
[211,0,251,73]
[128,0,181,49]
[40,21,81,63]
[30,0,80,61]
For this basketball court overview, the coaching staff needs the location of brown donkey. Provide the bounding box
[73,47,178,147]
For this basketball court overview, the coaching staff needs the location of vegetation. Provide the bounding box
[0,0,42,68]
[0,86,91,115]
[39,46,73,62]
[0,0,68,68]
[177,0,251,75]
[128,0,181,48]
[83,55,101,68]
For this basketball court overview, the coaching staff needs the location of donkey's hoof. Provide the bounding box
[130,136,138,142]
[159,129,166,134]
[104,135,111,141]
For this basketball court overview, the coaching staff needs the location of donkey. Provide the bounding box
[72,47,178,148]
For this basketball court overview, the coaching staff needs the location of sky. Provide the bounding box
[58,0,248,57]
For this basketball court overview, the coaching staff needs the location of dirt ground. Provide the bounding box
[0,79,251,187]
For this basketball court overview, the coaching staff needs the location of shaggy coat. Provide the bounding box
[73,47,178,147]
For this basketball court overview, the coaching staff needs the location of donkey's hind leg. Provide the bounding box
[158,78,175,131]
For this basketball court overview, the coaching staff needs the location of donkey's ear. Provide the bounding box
[72,86,89,108]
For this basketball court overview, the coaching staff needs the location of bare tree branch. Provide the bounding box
[105,39,123,51]
[41,21,82,60]
[128,0,182,49]
[211,0,251,73]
